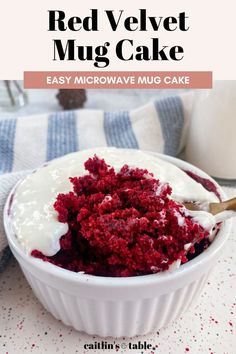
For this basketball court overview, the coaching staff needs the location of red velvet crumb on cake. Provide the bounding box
[31,156,212,277]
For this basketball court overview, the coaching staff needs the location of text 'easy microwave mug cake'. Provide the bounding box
[4,148,232,337]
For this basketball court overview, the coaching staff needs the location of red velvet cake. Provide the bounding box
[31,155,217,277]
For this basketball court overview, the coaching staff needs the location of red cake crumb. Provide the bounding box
[185,170,221,201]
[31,156,212,277]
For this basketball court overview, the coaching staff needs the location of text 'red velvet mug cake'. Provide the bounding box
[10,148,222,277]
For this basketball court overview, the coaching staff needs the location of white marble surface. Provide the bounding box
[0,186,235,354]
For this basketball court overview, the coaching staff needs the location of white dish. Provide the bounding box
[3,149,232,337]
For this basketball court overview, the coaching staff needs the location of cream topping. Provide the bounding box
[10,148,219,256]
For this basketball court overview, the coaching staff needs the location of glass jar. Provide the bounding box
[186,81,236,184]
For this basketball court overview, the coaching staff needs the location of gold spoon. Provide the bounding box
[184,197,236,215]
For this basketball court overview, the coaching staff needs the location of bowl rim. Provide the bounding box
[3,149,232,287]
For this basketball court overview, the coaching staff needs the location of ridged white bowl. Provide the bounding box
[4,152,232,337]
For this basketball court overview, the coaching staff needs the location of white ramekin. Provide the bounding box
[3,152,232,337]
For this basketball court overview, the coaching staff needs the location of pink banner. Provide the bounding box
[24,71,212,89]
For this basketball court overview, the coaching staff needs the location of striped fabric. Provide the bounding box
[0,119,17,173]
[104,111,139,149]
[0,93,193,271]
[154,96,185,156]
[47,111,78,160]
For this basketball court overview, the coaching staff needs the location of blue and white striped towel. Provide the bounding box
[0,93,193,271]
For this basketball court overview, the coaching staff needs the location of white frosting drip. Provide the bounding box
[174,210,186,227]
[188,210,216,233]
[10,148,219,256]
[167,259,182,272]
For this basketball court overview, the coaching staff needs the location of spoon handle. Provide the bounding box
[209,197,236,215]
